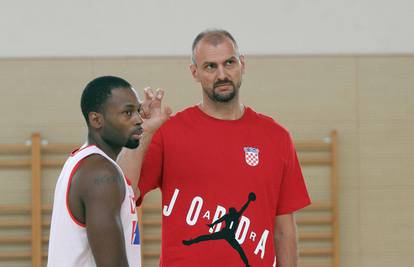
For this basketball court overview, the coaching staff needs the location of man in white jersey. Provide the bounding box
[48,76,170,267]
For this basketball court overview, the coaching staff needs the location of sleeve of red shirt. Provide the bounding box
[276,132,311,215]
[137,129,164,206]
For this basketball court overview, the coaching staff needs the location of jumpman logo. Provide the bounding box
[183,192,256,267]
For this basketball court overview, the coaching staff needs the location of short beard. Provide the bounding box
[125,139,140,149]
[204,79,241,103]
[210,89,236,102]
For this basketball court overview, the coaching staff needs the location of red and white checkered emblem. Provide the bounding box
[244,147,259,167]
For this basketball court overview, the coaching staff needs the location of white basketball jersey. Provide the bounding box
[47,145,141,267]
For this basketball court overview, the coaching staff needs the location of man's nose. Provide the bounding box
[135,111,143,124]
[217,65,227,80]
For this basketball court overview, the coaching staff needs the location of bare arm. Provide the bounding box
[78,157,129,267]
[117,132,154,197]
[117,88,171,197]
[275,213,298,267]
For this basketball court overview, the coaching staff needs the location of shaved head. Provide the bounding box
[191,29,240,64]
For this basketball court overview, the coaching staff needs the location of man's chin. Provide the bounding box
[125,140,140,149]
[213,91,236,102]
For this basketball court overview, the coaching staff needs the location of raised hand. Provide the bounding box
[139,87,172,135]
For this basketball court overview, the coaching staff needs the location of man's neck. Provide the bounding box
[198,98,245,120]
[87,133,120,161]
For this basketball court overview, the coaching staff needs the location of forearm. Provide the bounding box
[117,132,154,196]
[275,232,297,267]
[275,214,298,267]
[88,221,129,267]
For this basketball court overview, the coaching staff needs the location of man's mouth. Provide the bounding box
[131,128,144,139]
[214,82,233,90]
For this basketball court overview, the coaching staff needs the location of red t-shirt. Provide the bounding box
[139,106,311,267]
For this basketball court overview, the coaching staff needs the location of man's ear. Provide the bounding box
[239,55,246,75]
[190,63,200,82]
[88,112,103,129]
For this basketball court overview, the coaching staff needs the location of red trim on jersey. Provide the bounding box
[70,144,96,157]
[66,158,87,228]
[124,174,132,186]
[124,174,139,208]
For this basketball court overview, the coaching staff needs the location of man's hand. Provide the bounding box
[117,87,171,198]
[139,87,172,135]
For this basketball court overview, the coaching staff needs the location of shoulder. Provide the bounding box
[77,154,119,178]
[155,106,198,134]
[164,106,197,124]
[246,107,291,138]
[73,154,124,196]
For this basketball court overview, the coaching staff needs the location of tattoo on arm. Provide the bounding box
[93,176,121,186]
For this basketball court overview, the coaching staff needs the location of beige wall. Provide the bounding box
[2,1,414,57]
[0,56,413,267]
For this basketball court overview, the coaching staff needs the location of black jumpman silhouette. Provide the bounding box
[182,192,256,267]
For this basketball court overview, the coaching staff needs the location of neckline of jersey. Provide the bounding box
[192,105,253,124]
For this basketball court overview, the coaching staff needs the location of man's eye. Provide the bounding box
[226,60,235,65]
[205,64,216,70]
[125,111,132,116]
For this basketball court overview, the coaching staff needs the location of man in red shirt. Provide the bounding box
[119,29,311,267]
